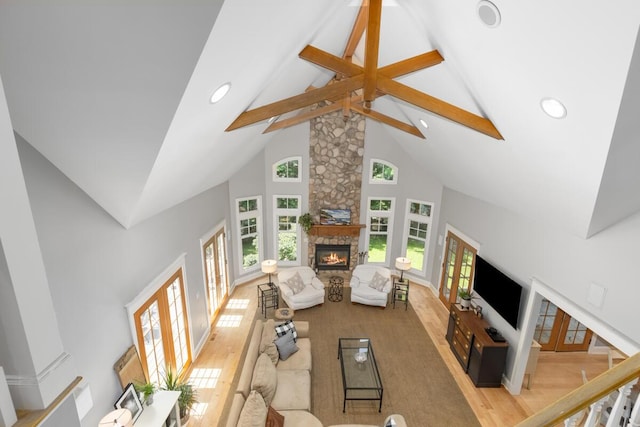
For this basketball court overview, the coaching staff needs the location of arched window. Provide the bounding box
[273,157,302,182]
[369,159,398,184]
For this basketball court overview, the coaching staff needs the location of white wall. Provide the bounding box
[435,187,640,384]
[16,137,229,426]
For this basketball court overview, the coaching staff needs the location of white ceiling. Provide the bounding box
[1,1,639,238]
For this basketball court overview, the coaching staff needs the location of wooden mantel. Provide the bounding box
[308,224,365,237]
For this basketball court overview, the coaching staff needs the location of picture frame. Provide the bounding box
[114,382,143,423]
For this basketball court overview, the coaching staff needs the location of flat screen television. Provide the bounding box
[319,209,351,225]
[473,255,522,329]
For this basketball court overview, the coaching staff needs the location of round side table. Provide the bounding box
[275,308,294,320]
[328,276,344,302]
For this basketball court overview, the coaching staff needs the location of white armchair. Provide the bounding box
[277,266,325,310]
[350,264,392,307]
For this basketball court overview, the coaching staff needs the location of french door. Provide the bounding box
[203,228,229,322]
[134,268,192,384]
[534,299,593,352]
[439,231,477,306]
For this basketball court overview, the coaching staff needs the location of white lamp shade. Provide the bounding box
[395,257,411,271]
[261,259,277,274]
[98,408,132,427]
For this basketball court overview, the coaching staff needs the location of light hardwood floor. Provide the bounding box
[185,278,610,427]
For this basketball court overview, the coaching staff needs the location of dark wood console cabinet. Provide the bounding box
[446,304,508,387]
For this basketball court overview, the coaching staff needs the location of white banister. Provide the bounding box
[583,394,609,427]
[605,380,637,427]
[626,391,640,427]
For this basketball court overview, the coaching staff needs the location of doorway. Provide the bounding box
[203,227,229,322]
[438,230,477,306]
[534,298,593,352]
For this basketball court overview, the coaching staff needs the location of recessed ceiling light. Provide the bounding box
[419,119,429,129]
[540,97,567,119]
[210,82,231,104]
[477,1,501,28]
[268,116,278,124]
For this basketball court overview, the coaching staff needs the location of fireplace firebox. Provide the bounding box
[315,244,350,271]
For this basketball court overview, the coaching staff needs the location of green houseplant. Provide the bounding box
[298,213,314,234]
[458,289,475,309]
[134,381,157,406]
[161,368,198,425]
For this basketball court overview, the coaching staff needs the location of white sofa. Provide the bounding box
[277,266,325,310]
[350,265,392,307]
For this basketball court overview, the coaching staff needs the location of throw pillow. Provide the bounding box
[260,319,279,365]
[265,405,285,427]
[369,271,388,292]
[251,353,277,406]
[284,272,305,295]
[274,330,299,361]
[274,319,298,342]
[237,390,268,427]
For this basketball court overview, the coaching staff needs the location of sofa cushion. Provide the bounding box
[274,319,298,342]
[274,330,298,361]
[369,271,388,291]
[260,319,279,365]
[265,405,285,427]
[251,353,277,406]
[284,272,305,294]
[279,410,323,427]
[271,369,311,411]
[276,337,311,371]
[237,321,264,398]
[237,390,268,427]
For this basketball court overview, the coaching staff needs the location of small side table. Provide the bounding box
[258,283,279,318]
[392,279,409,310]
[275,308,294,321]
[328,276,344,302]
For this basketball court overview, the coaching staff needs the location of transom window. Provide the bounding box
[365,198,394,264]
[369,159,398,184]
[236,196,262,271]
[274,196,301,264]
[273,157,301,182]
[402,199,434,275]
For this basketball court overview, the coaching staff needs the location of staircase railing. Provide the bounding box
[516,352,640,427]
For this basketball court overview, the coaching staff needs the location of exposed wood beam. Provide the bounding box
[226,75,364,131]
[299,45,362,77]
[263,102,344,133]
[377,77,503,139]
[379,50,444,78]
[351,104,425,138]
[363,0,382,105]
[343,1,368,60]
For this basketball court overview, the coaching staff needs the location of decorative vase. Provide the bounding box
[460,297,472,309]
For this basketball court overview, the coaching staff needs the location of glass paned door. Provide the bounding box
[204,228,229,322]
[137,301,165,385]
[534,299,593,352]
[439,231,477,306]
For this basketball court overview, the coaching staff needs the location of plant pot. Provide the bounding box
[460,297,472,309]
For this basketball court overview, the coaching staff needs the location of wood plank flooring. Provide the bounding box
[186,278,610,427]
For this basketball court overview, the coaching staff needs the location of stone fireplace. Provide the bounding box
[315,244,351,271]
[307,105,366,273]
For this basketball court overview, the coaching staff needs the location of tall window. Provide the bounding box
[369,159,398,184]
[402,199,433,275]
[237,196,262,271]
[273,157,301,182]
[131,266,192,385]
[273,196,301,264]
[366,197,394,264]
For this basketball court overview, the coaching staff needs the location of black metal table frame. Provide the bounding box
[257,282,278,318]
[337,338,384,413]
[392,279,409,310]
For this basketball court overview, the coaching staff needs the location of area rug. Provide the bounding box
[293,287,481,427]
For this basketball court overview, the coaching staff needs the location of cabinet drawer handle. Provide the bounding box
[463,355,467,361]
[476,343,481,349]
[464,343,468,349]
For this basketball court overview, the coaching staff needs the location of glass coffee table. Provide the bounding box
[337,338,383,412]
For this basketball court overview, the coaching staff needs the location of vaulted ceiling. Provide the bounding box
[1,1,639,238]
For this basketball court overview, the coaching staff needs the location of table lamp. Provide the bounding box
[98,408,133,427]
[395,257,411,282]
[261,259,277,285]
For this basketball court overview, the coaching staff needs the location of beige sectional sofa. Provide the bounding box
[225,318,406,427]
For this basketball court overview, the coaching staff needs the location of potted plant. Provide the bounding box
[161,368,198,426]
[458,289,475,309]
[134,381,157,406]
[298,213,314,234]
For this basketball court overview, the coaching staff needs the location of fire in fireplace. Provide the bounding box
[315,244,350,271]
